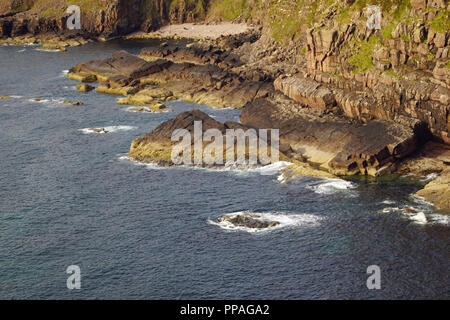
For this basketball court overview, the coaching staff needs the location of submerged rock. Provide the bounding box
[0,95,11,100]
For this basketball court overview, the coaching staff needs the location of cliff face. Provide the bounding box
[0,0,208,38]
[223,0,449,144]
[299,0,449,144]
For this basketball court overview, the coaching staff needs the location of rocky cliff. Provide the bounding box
[0,0,209,38]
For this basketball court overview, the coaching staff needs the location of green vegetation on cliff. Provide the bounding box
[429,9,450,32]
[348,35,381,73]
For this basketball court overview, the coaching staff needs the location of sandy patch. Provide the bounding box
[125,23,252,40]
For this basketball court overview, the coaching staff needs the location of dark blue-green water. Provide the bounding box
[0,40,448,299]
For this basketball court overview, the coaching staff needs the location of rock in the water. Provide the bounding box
[217,213,281,229]
[0,95,11,100]
[63,100,83,106]
[76,84,95,93]
[38,43,67,52]
[91,128,109,134]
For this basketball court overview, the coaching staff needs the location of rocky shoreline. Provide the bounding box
[61,27,449,211]
[3,0,448,213]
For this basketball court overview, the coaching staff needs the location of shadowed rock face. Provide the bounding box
[241,98,429,176]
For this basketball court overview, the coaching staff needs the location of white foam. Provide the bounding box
[381,200,396,205]
[428,214,450,225]
[379,207,400,213]
[35,48,60,52]
[63,86,78,91]
[421,173,438,182]
[409,211,428,224]
[28,98,50,103]
[307,178,357,195]
[79,125,136,134]
[410,194,435,207]
[249,161,293,176]
[118,155,166,170]
[59,70,69,77]
[17,49,26,52]
[208,211,323,233]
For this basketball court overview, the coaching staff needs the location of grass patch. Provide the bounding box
[207,0,251,20]
[348,35,381,73]
[429,9,450,32]
[381,23,396,39]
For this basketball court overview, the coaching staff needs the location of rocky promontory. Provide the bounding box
[128,109,288,168]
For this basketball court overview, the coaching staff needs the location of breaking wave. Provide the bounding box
[307,178,358,195]
[79,126,137,134]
